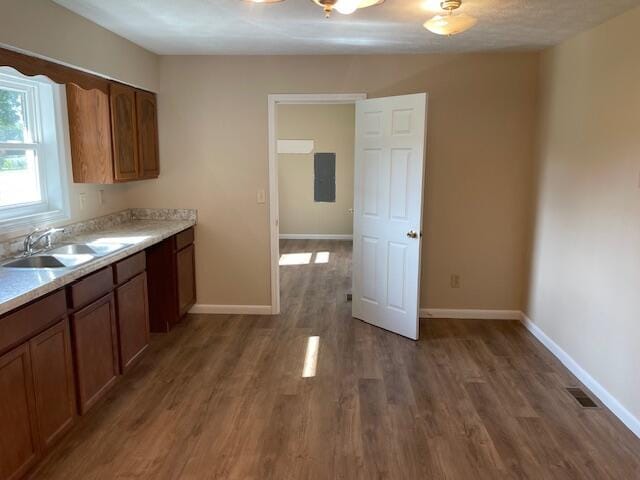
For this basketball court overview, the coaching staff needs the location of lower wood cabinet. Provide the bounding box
[116,272,150,373]
[0,344,38,480]
[29,321,76,451]
[0,238,189,479]
[147,228,196,332]
[70,293,119,415]
[0,317,75,480]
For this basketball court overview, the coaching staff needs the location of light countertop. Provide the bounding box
[0,218,195,317]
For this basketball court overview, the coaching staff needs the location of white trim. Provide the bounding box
[279,233,353,240]
[420,308,521,320]
[189,304,272,315]
[0,69,70,237]
[270,93,367,105]
[520,313,640,439]
[268,93,367,315]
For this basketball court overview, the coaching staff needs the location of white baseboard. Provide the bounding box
[189,304,272,315]
[279,234,353,240]
[420,308,521,320]
[520,313,640,439]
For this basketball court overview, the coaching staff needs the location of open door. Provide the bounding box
[352,93,428,340]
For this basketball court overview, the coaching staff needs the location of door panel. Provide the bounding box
[353,93,427,340]
[387,242,408,312]
[29,320,76,451]
[70,294,119,414]
[136,90,160,179]
[110,83,139,182]
[0,344,39,480]
[116,273,150,372]
[176,244,196,317]
[66,84,114,184]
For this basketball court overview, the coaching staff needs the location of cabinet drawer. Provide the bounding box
[114,252,146,285]
[68,268,113,310]
[0,290,67,356]
[174,227,194,251]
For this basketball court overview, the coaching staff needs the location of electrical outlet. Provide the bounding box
[98,189,106,206]
[450,274,461,289]
[79,192,86,211]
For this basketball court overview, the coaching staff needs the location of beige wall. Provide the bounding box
[525,6,640,424]
[0,0,159,240]
[277,104,355,236]
[125,53,539,308]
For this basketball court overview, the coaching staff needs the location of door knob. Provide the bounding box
[406,230,418,239]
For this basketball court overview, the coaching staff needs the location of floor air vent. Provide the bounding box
[567,387,598,408]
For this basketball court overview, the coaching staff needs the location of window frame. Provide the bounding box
[0,67,70,235]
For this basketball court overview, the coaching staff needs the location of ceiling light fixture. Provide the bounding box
[423,0,477,36]
[311,0,384,18]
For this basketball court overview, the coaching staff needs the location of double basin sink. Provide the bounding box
[2,242,126,269]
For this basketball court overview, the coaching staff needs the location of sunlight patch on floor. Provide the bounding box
[314,252,330,264]
[279,252,312,265]
[302,336,320,378]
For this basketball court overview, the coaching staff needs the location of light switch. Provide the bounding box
[98,189,106,206]
[79,192,86,210]
[257,189,266,204]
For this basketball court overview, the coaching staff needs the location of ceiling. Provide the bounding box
[53,0,640,55]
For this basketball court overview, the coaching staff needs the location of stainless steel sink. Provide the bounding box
[4,256,67,268]
[2,242,126,269]
[47,244,97,255]
[48,242,125,257]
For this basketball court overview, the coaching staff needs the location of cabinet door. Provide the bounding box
[66,84,114,184]
[176,244,196,317]
[135,90,160,179]
[110,83,139,182]
[116,273,150,373]
[0,345,39,480]
[146,239,178,333]
[70,294,119,414]
[29,319,76,451]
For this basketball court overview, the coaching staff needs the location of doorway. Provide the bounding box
[276,101,357,322]
[268,93,428,340]
[268,94,366,316]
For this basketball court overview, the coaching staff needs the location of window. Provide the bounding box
[0,67,69,232]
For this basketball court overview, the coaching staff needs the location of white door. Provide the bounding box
[352,93,428,340]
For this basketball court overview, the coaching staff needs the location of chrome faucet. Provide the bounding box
[23,227,65,256]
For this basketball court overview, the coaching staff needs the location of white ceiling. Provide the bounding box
[53,0,640,55]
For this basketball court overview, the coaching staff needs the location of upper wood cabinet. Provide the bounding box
[67,84,114,184]
[67,82,159,184]
[136,91,160,179]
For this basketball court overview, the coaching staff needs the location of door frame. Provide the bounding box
[267,93,367,314]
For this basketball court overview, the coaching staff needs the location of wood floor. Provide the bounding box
[35,240,640,479]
